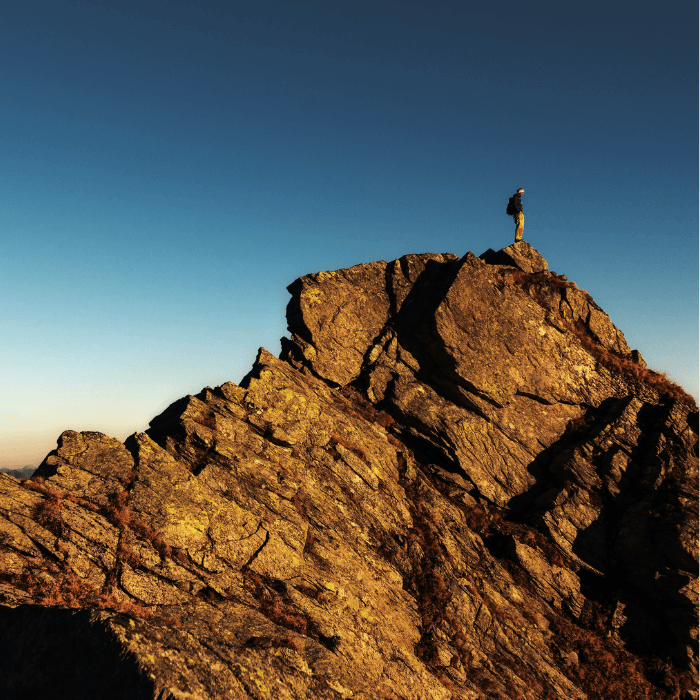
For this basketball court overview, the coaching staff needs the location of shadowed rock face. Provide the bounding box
[0,243,697,700]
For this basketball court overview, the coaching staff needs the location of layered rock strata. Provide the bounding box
[0,242,697,700]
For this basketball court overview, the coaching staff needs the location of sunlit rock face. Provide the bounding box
[1,243,697,700]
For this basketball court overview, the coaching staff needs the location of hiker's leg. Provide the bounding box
[515,212,524,241]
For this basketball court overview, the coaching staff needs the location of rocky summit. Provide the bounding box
[0,242,697,700]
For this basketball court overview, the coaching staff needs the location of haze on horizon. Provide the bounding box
[1,0,697,469]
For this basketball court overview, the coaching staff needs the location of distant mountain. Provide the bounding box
[0,466,35,480]
[0,242,696,699]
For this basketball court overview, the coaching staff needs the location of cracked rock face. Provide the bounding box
[1,243,697,700]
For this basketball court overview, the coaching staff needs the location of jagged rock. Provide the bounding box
[479,241,549,273]
[0,243,697,700]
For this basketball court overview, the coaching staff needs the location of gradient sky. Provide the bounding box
[1,0,697,468]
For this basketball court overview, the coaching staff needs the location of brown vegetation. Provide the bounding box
[565,319,693,404]
[508,269,695,406]
[335,386,395,428]
[328,434,370,465]
[34,494,64,537]
[549,607,695,700]
[14,477,186,624]
[244,570,338,647]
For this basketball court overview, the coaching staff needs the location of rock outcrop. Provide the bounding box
[1,242,697,700]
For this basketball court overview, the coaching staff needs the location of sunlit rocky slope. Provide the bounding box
[0,242,697,700]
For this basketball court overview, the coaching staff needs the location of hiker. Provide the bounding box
[507,188,524,242]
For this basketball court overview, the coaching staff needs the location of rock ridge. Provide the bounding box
[0,242,697,700]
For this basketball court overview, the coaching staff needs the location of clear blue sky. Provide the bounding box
[1,0,697,468]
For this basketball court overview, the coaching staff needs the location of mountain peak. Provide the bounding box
[1,244,697,699]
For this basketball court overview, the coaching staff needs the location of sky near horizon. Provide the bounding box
[1,0,697,468]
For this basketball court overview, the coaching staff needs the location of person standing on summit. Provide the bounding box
[507,188,525,242]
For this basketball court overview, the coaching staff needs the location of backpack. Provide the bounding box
[506,196,516,216]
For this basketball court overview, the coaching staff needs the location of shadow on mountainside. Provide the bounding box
[385,255,503,413]
[504,395,699,666]
[0,606,155,700]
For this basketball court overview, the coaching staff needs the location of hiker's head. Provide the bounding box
[517,188,524,196]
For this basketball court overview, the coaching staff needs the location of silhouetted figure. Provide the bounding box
[507,188,524,242]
